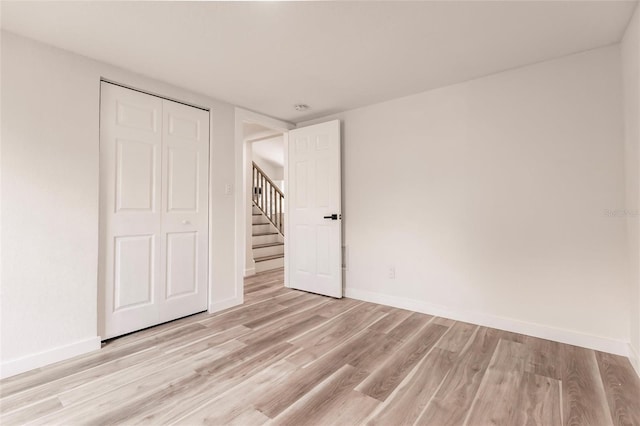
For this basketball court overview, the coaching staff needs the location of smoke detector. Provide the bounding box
[294,104,310,112]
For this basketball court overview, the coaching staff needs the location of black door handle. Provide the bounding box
[323,214,341,220]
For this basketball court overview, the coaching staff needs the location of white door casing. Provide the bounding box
[287,120,342,298]
[99,82,209,339]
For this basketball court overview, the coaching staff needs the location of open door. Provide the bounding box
[287,120,342,298]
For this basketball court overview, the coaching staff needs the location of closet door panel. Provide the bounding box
[159,99,210,321]
[100,83,163,339]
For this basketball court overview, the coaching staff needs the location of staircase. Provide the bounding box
[252,204,284,272]
[252,162,285,273]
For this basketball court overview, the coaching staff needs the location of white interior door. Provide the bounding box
[99,82,209,339]
[287,120,342,298]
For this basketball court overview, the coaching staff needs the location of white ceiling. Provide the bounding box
[2,1,637,123]
[243,122,281,141]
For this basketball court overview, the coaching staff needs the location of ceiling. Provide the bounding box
[2,1,637,123]
[243,122,281,141]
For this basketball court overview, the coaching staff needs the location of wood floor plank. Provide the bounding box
[348,334,405,373]
[0,331,186,398]
[436,321,478,354]
[522,335,563,381]
[596,351,640,426]
[237,314,329,349]
[198,299,289,331]
[130,344,299,425]
[254,329,384,418]
[518,371,562,426]
[288,302,386,358]
[417,326,501,425]
[57,339,244,408]
[386,311,434,342]
[169,359,297,425]
[367,308,413,333]
[356,322,448,401]
[366,347,454,425]
[561,345,614,426]
[242,297,327,329]
[271,364,369,426]
[320,390,381,426]
[225,408,271,426]
[465,339,556,425]
[0,346,160,413]
[0,397,62,426]
[1,268,635,426]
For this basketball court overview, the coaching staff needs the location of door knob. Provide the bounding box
[182,220,191,225]
[323,214,341,220]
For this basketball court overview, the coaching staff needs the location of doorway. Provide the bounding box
[234,110,343,302]
[243,123,287,276]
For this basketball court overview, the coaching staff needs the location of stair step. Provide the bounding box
[253,242,284,249]
[253,232,279,236]
[252,213,262,216]
[252,223,272,226]
[255,253,284,263]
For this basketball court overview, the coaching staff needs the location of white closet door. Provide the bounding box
[99,82,209,339]
[159,99,209,322]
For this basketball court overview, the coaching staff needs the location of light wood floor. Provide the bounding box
[1,269,639,425]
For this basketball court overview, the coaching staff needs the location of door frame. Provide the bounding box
[98,79,212,338]
[234,108,294,302]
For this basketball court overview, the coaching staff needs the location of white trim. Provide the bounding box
[629,343,640,378]
[345,287,630,357]
[208,295,243,314]
[0,336,101,379]
[234,108,294,304]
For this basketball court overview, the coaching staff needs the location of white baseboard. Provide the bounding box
[629,343,640,378]
[244,267,256,277]
[208,295,243,314]
[345,287,630,358]
[0,336,101,379]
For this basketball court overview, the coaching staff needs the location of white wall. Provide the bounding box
[301,45,630,355]
[0,32,237,377]
[251,137,285,184]
[622,4,640,375]
[252,155,284,184]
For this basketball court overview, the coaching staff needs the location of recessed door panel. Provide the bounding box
[295,136,309,154]
[295,161,308,208]
[166,232,197,299]
[316,157,330,208]
[115,139,155,211]
[114,235,153,310]
[316,226,331,276]
[168,114,200,141]
[168,148,199,212]
[116,101,157,132]
[295,225,313,273]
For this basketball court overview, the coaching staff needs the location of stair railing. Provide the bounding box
[252,162,284,235]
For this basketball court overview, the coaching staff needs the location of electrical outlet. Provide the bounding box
[224,183,233,196]
[388,266,396,279]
